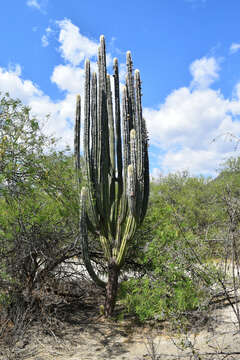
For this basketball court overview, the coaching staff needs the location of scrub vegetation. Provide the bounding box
[1,37,240,359]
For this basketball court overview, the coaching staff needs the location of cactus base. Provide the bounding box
[104,262,120,317]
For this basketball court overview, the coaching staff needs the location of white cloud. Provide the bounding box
[41,35,49,47]
[159,148,234,176]
[51,20,116,97]
[0,20,103,149]
[234,83,240,99]
[0,64,75,148]
[230,43,240,54]
[41,26,53,48]
[2,18,239,177]
[29,93,76,147]
[190,57,220,89]
[144,87,230,150]
[144,56,240,176]
[57,19,98,65]
[26,0,41,10]
[26,0,48,13]
[0,65,42,102]
[51,64,85,93]
[46,26,52,34]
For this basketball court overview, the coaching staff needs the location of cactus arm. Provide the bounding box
[122,86,130,171]
[113,58,123,198]
[128,130,138,219]
[107,74,115,179]
[116,214,137,266]
[100,235,112,260]
[98,36,110,235]
[119,86,130,226]
[113,58,124,250]
[85,213,99,236]
[126,51,136,131]
[80,188,106,288]
[135,70,143,178]
[140,118,150,224]
[127,166,136,219]
[74,94,81,178]
[84,59,91,182]
[106,74,116,237]
[134,70,150,223]
[96,42,104,218]
[83,60,100,229]
[134,69,144,220]
[97,46,102,187]
[91,72,98,193]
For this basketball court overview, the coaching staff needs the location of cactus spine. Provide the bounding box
[75,35,149,316]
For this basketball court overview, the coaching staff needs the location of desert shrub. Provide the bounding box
[120,276,203,322]
[0,94,82,304]
[119,227,211,323]
[119,172,220,322]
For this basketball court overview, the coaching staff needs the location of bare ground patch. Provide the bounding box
[1,280,240,360]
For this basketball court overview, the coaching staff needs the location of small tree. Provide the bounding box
[75,36,149,316]
[0,94,80,302]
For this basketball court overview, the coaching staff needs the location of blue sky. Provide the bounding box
[1,0,240,177]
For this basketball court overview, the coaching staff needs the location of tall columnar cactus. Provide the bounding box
[75,35,149,316]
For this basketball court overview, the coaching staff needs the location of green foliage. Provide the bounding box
[120,276,203,322]
[2,91,240,327]
[0,291,11,308]
[120,171,222,322]
[0,93,80,296]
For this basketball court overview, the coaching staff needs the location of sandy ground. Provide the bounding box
[1,295,240,360]
[1,260,240,360]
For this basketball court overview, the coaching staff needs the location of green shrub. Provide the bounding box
[120,272,205,322]
[119,173,219,323]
